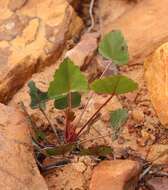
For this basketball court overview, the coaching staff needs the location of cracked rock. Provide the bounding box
[0,0,83,103]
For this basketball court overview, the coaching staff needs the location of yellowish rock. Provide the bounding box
[147,144,168,164]
[144,43,168,127]
[0,0,83,103]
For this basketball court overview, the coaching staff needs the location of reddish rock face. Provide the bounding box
[65,32,100,68]
[99,0,168,65]
[89,160,141,190]
[0,103,48,190]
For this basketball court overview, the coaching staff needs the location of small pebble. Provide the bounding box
[132,108,144,122]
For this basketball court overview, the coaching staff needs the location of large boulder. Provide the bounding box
[99,0,168,64]
[0,103,48,190]
[0,0,83,103]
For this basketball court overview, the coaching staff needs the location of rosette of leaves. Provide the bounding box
[28,30,138,158]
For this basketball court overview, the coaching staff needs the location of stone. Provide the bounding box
[0,0,83,103]
[147,144,168,164]
[144,43,168,127]
[132,108,144,123]
[0,103,48,190]
[89,160,141,190]
[146,177,168,190]
[65,32,99,68]
[100,0,168,64]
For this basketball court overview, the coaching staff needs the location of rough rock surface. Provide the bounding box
[89,160,141,190]
[0,103,48,190]
[144,43,168,127]
[100,0,168,64]
[99,0,135,33]
[146,177,168,190]
[147,144,168,164]
[0,0,83,103]
[66,32,99,68]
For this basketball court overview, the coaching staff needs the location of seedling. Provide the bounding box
[28,31,138,157]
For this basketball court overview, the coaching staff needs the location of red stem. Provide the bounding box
[76,61,112,128]
[65,92,72,141]
[76,93,115,137]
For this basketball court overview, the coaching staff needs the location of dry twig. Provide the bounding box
[87,0,95,32]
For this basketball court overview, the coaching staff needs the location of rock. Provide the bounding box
[0,0,83,103]
[147,144,168,164]
[65,32,99,68]
[8,0,27,11]
[144,43,168,127]
[132,108,144,123]
[89,160,141,190]
[146,177,168,190]
[0,103,48,190]
[100,0,168,64]
[98,0,135,34]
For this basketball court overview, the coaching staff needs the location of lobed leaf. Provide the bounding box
[28,81,48,110]
[79,145,113,157]
[99,30,129,65]
[54,92,81,110]
[110,108,128,129]
[90,75,138,95]
[45,144,75,156]
[48,58,88,99]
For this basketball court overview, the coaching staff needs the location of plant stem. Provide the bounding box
[65,110,69,141]
[40,159,71,172]
[76,93,115,137]
[39,108,61,144]
[76,61,112,127]
[65,92,72,141]
[20,101,38,130]
[79,132,113,145]
[20,101,51,145]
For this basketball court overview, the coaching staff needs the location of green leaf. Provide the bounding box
[99,30,129,65]
[91,75,138,94]
[110,109,128,129]
[110,109,128,141]
[48,58,88,99]
[36,131,46,141]
[45,144,75,156]
[79,145,113,157]
[28,81,48,110]
[54,92,81,110]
